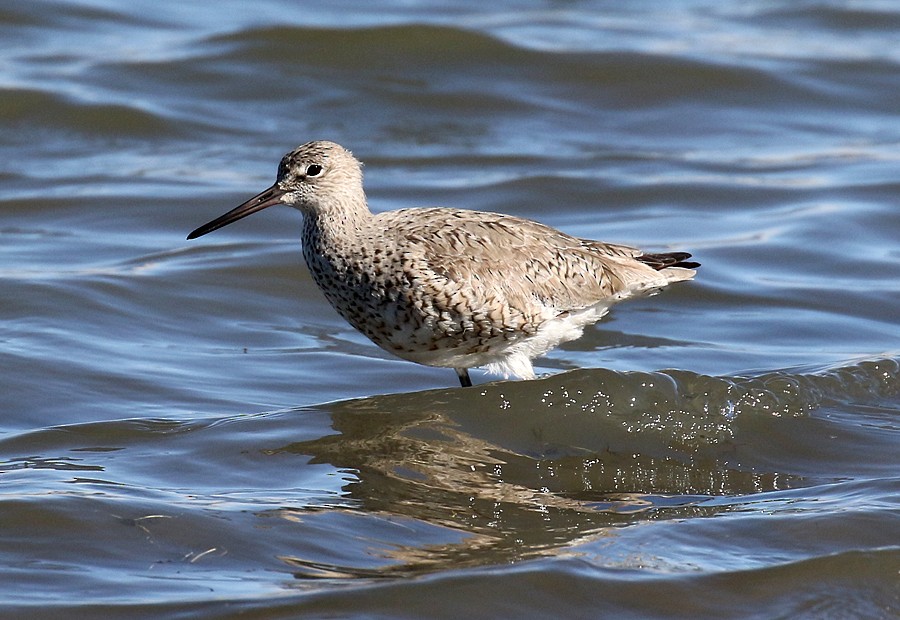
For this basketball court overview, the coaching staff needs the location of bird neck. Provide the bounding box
[301,194,371,257]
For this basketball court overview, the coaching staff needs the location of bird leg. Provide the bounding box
[455,368,472,387]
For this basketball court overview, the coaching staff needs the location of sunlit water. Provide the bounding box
[1,1,898,618]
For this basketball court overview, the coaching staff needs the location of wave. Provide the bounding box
[0,87,180,139]
[1,355,895,576]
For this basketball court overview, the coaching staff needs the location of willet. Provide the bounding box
[188,141,699,387]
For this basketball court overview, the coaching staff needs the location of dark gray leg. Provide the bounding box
[455,368,472,387]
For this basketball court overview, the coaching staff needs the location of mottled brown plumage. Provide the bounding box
[188,141,698,386]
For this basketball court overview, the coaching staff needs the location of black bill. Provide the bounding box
[187,183,286,240]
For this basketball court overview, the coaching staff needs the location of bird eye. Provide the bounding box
[306,164,323,177]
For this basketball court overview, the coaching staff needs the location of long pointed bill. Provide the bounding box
[187,183,287,240]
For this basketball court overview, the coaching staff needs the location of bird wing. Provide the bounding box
[374,208,659,314]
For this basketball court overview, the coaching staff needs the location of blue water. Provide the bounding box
[1,1,898,617]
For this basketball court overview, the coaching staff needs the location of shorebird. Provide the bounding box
[188,141,698,387]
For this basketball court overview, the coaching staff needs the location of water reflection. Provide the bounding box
[263,361,900,577]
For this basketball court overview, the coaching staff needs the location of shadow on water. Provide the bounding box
[265,357,899,577]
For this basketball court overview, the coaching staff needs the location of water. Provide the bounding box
[1,1,898,617]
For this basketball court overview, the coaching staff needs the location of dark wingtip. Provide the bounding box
[638,251,700,270]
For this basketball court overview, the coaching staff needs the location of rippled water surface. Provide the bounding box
[1,1,898,617]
